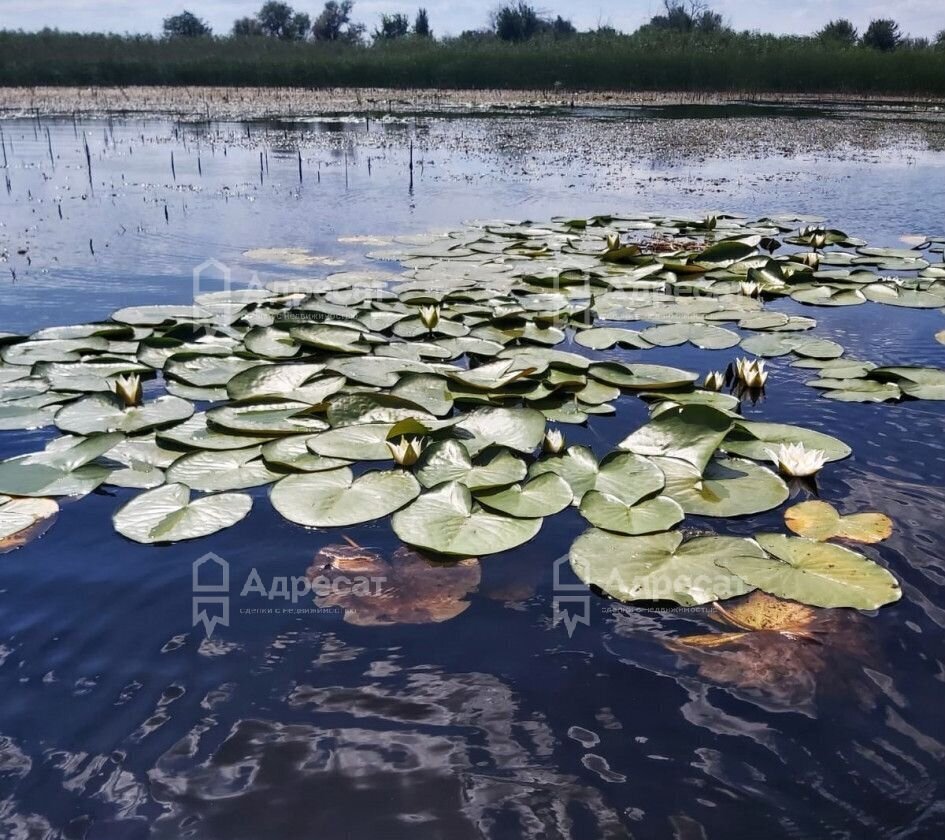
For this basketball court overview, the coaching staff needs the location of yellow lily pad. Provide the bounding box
[785,500,892,543]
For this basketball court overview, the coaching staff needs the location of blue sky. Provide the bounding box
[0,1,942,38]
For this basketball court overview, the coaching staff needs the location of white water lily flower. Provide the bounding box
[734,358,767,388]
[810,232,828,250]
[739,281,760,298]
[419,305,440,331]
[604,233,621,251]
[703,371,725,391]
[113,374,143,408]
[765,443,828,478]
[543,428,565,454]
[796,252,820,268]
[387,437,425,467]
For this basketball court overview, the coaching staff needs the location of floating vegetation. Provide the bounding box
[1,213,935,614]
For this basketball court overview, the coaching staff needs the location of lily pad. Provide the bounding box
[392,481,542,556]
[113,484,252,543]
[717,533,901,610]
[579,492,684,535]
[654,455,789,517]
[475,473,573,517]
[0,497,59,553]
[569,528,758,605]
[452,406,545,456]
[722,421,851,463]
[270,468,420,527]
[619,405,734,473]
[784,501,893,543]
[166,447,282,491]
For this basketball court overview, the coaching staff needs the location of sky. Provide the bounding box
[0,0,941,39]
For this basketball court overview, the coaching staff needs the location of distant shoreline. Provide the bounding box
[2,87,944,121]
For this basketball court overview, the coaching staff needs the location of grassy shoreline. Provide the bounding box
[2,31,945,96]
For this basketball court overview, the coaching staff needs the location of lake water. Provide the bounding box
[0,103,944,839]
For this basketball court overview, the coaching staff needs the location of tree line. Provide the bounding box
[159,1,944,51]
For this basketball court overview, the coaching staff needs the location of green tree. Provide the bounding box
[493,2,542,42]
[162,10,212,38]
[647,1,723,33]
[862,19,901,51]
[232,17,263,35]
[552,16,576,37]
[375,13,410,41]
[257,2,310,39]
[414,7,432,37]
[817,19,858,46]
[934,29,945,51]
[313,1,365,43]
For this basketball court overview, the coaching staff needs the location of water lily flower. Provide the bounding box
[543,428,565,454]
[764,442,828,478]
[739,281,761,297]
[796,251,820,268]
[810,232,828,250]
[703,371,725,391]
[702,215,718,231]
[419,305,440,331]
[605,233,621,251]
[113,374,142,408]
[734,358,768,389]
[387,437,425,467]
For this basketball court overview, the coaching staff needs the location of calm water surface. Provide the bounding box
[0,106,944,839]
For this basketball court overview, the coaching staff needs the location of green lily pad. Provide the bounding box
[113,484,252,544]
[579,492,684,535]
[306,423,396,460]
[206,402,329,436]
[619,405,734,473]
[574,328,651,350]
[868,366,945,400]
[270,468,420,527]
[166,446,281,491]
[475,473,573,517]
[640,323,740,350]
[226,363,343,404]
[452,406,545,456]
[717,533,901,610]
[654,455,789,517]
[55,394,193,435]
[722,421,851,462]
[260,435,352,472]
[569,528,758,606]
[740,333,844,359]
[588,363,698,390]
[392,481,542,556]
